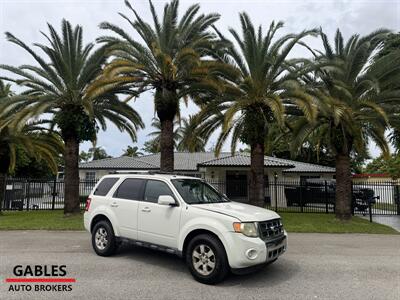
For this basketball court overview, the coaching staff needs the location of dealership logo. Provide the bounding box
[5,265,75,292]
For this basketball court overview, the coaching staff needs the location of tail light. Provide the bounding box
[85,197,92,211]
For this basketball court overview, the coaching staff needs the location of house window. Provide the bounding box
[85,171,96,181]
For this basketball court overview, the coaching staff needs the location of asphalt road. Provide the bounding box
[0,231,399,300]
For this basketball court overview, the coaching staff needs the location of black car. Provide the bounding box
[284,179,376,212]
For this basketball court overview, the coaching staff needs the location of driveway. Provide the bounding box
[360,215,400,232]
[0,231,399,300]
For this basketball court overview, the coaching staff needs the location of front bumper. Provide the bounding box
[224,230,287,270]
[265,234,287,262]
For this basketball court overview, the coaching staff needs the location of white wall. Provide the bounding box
[79,169,115,180]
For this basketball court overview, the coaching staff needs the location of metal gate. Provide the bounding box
[2,178,98,211]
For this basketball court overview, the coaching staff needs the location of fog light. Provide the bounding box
[245,248,258,260]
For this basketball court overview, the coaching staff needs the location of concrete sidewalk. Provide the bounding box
[360,215,400,231]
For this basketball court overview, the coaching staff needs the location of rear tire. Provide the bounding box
[91,220,117,256]
[186,234,229,284]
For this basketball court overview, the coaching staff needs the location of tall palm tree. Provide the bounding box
[146,117,182,152]
[146,116,206,152]
[122,145,143,157]
[196,14,317,207]
[0,20,144,215]
[292,29,399,220]
[177,115,206,152]
[97,0,234,172]
[0,81,62,211]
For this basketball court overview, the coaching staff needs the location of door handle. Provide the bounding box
[141,207,151,212]
[110,202,119,208]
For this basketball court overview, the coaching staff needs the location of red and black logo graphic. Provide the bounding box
[5,265,76,292]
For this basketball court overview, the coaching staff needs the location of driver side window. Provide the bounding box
[144,180,175,203]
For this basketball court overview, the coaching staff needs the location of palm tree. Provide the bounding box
[177,115,206,152]
[79,150,92,163]
[146,116,206,152]
[292,29,399,220]
[0,20,144,215]
[97,0,233,172]
[88,146,112,160]
[146,118,182,152]
[0,81,62,211]
[122,146,143,157]
[196,15,317,207]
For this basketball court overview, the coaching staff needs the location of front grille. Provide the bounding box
[258,218,284,240]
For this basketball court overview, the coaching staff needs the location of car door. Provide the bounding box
[111,178,146,240]
[137,180,182,249]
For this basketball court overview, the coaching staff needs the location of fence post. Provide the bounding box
[26,180,31,211]
[396,184,400,216]
[324,180,328,214]
[368,197,373,223]
[274,174,278,212]
[351,181,355,216]
[51,178,57,210]
[299,180,303,213]
[0,174,6,211]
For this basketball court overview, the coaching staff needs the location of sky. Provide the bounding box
[0,0,399,158]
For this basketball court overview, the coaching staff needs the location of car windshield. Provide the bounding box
[172,179,229,204]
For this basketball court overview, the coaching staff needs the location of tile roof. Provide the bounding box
[79,152,335,173]
[79,156,158,170]
[134,152,233,171]
[269,157,336,173]
[198,153,294,168]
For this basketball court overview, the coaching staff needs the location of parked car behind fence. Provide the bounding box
[284,179,376,213]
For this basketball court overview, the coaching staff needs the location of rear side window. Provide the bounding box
[114,179,145,200]
[144,180,175,203]
[93,178,119,196]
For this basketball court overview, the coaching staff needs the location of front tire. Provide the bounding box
[91,220,117,256]
[186,234,229,284]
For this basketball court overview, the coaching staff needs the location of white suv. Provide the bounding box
[84,172,287,284]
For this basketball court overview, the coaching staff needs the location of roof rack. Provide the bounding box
[109,170,151,174]
[109,170,176,175]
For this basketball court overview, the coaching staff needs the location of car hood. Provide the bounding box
[191,201,280,222]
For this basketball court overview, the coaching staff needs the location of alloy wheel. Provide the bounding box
[95,227,108,250]
[192,244,216,276]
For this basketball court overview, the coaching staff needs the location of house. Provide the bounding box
[79,152,335,206]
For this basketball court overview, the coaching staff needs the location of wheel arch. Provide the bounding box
[90,214,114,233]
[181,228,227,259]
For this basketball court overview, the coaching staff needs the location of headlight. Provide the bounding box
[233,222,259,237]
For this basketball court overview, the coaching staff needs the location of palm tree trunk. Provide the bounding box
[64,136,80,215]
[249,142,265,207]
[0,173,6,214]
[160,118,174,172]
[335,153,352,220]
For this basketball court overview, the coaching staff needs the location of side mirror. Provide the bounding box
[158,195,177,206]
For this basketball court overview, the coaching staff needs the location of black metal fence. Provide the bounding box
[206,179,400,216]
[2,178,97,211]
[2,177,399,216]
